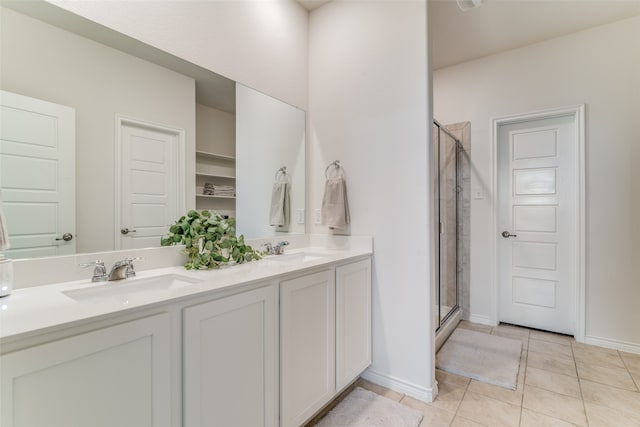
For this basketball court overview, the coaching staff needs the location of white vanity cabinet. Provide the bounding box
[280,258,372,427]
[1,249,372,427]
[0,313,172,427]
[280,269,336,427]
[336,258,372,391]
[183,284,278,427]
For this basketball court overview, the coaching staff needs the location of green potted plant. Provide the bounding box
[161,210,262,270]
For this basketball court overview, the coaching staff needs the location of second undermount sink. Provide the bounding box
[63,274,202,304]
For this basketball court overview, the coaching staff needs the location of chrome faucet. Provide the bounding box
[107,257,141,281]
[79,260,108,282]
[263,241,290,255]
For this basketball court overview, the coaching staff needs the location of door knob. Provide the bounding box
[55,233,73,241]
[501,231,517,238]
[121,228,137,235]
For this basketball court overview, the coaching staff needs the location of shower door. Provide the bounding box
[435,122,460,331]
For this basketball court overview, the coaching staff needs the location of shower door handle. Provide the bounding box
[501,231,517,238]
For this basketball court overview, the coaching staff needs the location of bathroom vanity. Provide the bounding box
[0,240,371,427]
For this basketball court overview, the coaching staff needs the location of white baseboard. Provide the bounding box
[468,314,497,327]
[584,335,640,355]
[360,368,437,403]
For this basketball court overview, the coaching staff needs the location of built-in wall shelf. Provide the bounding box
[195,105,236,214]
[196,194,236,200]
[195,151,235,161]
[195,172,236,180]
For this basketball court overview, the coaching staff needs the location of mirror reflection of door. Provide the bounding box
[116,117,184,250]
[0,90,76,258]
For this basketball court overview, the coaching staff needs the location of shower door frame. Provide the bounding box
[434,120,462,332]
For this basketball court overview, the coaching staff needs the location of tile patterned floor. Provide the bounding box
[312,321,640,426]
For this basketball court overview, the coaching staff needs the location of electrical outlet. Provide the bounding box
[296,209,305,224]
[314,209,322,225]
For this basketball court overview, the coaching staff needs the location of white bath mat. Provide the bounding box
[436,328,522,390]
[314,387,423,427]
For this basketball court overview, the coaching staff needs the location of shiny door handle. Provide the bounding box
[56,233,73,241]
[502,231,517,238]
[121,228,137,235]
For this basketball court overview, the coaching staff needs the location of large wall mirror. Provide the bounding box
[0,1,306,260]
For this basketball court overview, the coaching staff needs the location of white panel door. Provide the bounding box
[183,285,278,427]
[0,313,172,427]
[498,115,577,334]
[280,270,335,427]
[0,90,75,258]
[336,259,372,391]
[119,122,180,249]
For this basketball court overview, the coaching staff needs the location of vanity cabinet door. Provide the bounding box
[336,259,372,391]
[183,284,278,427]
[0,313,172,427]
[280,269,335,427]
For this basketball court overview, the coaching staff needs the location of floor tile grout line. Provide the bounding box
[617,349,640,393]
[449,373,472,426]
[576,361,640,393]
[570,337,591,427]
[517,335,529,426]
[448,366,476,426]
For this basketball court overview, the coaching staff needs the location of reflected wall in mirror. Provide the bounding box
[236,84,306,238]
[0,3,306,260]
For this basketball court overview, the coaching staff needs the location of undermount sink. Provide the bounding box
[266,252,327,263]
[63,274,202,304]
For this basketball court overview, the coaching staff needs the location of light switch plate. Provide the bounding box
[296,209,305,224]
[314,209,321,225]
[473,187,484,199]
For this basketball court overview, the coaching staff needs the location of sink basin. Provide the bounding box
[266,252,327,263]
[63,274,201,304]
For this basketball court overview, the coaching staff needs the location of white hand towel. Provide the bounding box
[269,182,290,227]
[0,190,10,250]
[321,177,350,229]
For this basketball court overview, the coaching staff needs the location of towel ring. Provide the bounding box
[275,166,288,181]
[325,160,343,179]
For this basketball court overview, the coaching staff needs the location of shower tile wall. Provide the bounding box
[445,122,471,321]
[441,132,458,316]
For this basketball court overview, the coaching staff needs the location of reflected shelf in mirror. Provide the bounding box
[196,195,236,200]
[195,151,235,161]
[195,173,236,180]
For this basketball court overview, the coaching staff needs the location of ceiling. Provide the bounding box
[429,0,640,70]
[298,0,640,70]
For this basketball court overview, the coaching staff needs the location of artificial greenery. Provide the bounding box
[161,210,262,270]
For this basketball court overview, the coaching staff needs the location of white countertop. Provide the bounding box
[0,246,371,343]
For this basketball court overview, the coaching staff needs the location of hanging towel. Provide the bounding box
[0,190,10,250]
[321,176,350,229]
[269,181,290,227]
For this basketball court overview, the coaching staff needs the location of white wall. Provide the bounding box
[236,84,306,239]
[196,104,235,157]
[0,7,196,254]
[434,16,640,348]
[48,0,309,110]
[309,1,436,399]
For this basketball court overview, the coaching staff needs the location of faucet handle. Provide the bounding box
[123,257,142,278]
[79,260,107,282]
[274,241,290,255]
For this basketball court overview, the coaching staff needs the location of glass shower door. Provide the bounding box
[435,122,460,330]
